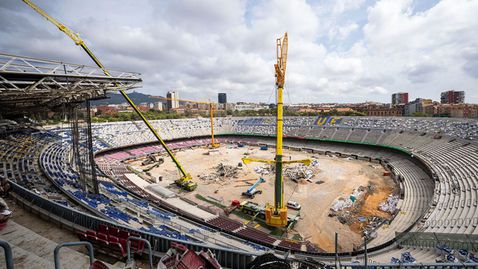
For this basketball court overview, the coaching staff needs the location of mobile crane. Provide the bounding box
[22,0,197,191]
[242,33,311,227]
[153,96,220,148]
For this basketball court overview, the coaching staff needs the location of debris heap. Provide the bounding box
[253,164,274,175]
[284,165,315,182]
[378,195,399,214]
[198,163,240,184]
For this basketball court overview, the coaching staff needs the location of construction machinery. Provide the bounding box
[153,96,220,148]
[242,33,310,227]
[241,177,265,198]
[224,199,241,216]
[23,0,197,192]
[141,155,164,173]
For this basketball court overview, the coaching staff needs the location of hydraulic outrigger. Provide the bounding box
[23,0,197,191]
[242,33,310,227]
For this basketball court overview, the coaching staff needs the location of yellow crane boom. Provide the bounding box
[22,0,197,191]
[153,96,220,148]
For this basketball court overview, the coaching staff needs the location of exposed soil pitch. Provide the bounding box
[127,144,395,252]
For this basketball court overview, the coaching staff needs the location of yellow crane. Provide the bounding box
[153,96,220,148]
[242,33,310,227]
[22,0,197,191]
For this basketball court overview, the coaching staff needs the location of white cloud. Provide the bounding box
[0,0,477,103]
[332,0,366,15]
[328,22,359,40]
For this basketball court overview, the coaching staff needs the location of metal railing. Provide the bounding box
[126,237,153,269]
[54,242,94,269]
[0,240,14,269]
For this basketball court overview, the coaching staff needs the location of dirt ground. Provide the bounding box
[127,144,395,252]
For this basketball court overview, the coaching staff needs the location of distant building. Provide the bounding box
[218,93,227,104]
[95,105,118,116]
[441,90,464,104]
[404,98,432,116]
[391,92,409,107]
[166,91,179,110]
[152,102,163,111]
[450,104,478,118]
[367,104,403,117]
[234,103,269,111]
[431,103,478,118]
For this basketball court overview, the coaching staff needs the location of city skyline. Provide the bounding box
[1,0,477,103]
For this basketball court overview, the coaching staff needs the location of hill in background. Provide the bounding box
[92,92,163,105]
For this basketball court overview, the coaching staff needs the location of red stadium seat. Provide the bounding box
[108,235,119,243]
[98,224,108,235]
[109,242,126,257]
[118,229,129,239]
[108,227,119,237]
[76,231,88,241]
[86,234,98,243]
[86,230,97,237]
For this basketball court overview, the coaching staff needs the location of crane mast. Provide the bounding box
[272,33,288,226]
[22,0,196,191]
[243,33,310,227]
[153,97,220,148]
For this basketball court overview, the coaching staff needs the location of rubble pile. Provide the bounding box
[328,184,396,239]
[329,186,367,214]
[254,164,274,175]
[284,165,315,182]
[198,163,240,184]
[378,195,399,214]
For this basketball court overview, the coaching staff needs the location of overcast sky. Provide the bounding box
[1,0,477,104]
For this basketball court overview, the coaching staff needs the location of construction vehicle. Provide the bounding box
[153,96,220,148]
[241,177,265,198]
[238,201,299,228]
[23,0,197,192]
[141,154,161,166]
[142,155,164,172]
[242,33,311,227]
[224,199,241,216]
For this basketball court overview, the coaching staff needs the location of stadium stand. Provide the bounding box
[3,116,478,267]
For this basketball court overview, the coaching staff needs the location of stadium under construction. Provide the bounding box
[1,1,478,269]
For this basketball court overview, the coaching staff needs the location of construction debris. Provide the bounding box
[284,165,315,182]
[329,186,367,215]
[254,164,274,175]
[198,163,240,183]
[378,195,399,214]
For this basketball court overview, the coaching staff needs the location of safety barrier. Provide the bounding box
[54,242,94,269]
[399,232,478,252]
[127,237,153,269]
[0,240,14,269]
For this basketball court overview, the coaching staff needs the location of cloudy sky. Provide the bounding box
[1,0,477,104]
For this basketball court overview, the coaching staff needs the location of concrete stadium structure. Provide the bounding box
[2,116,478,268]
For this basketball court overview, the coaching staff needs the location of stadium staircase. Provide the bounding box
[0,221,119,269]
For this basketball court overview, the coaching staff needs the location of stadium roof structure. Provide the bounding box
[0,53,142,114]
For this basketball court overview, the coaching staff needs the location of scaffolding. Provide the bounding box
[0,53,142,193]
[0,53,142,114]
